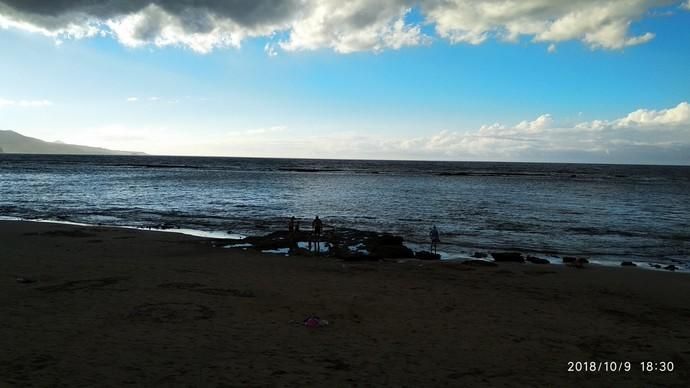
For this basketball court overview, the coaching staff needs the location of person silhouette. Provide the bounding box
[288,216,295,233]
[312,216,323,252]
[429,225,440,254]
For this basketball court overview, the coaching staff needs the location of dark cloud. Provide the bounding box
[0,0,301,28]
[0,0,677,53]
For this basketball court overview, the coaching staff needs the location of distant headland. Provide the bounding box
[0,130,146,155]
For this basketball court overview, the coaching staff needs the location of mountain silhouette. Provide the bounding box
[0,130,145,155]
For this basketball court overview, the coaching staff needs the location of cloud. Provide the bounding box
[126,97,138,102]
[576,102,690,129]
[279,3,428,53]
[683,1,690,10]
[0,0,676,53]
[0,98,53,108]
[275,102,690,163]
[264,42,278,56]
[424,0,665,50]
[58,102,689,164]
[394,102,690,163]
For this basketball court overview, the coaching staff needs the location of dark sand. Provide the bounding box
[1,220,689,387]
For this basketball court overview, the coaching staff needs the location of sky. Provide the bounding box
[1,0,689,164]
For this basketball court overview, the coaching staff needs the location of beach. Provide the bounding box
[1,220,689,387]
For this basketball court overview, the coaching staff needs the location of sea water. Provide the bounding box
[1,154,688,268]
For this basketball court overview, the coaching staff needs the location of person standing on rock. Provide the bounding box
[312,216,323,252]
[430,225,440,254]
[288,216,297,250]
[288,216,296,233]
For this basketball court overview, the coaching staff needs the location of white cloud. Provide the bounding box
[515,114,553,132]
[264,42,278,57]
[683,1,690,10]
[424,0,664,50]
[280,3,428,53]
[104,4,251,54]
[397,102,690,162]
[261,102,690,162]
[547,43,556,53]
[0,98,53,108]
[576,102,690,129]
[616,101,690,127]
[126,97,139,102]
[0,0,673,53]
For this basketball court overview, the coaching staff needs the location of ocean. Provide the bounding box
[1,154,689,269]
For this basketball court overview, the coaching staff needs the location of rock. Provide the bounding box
[415,251,441,260]
[364,234,414,259]
[664,265,678,271]
[462,259,498,267]
[563,256,589,264]
[621,261,636,267]
[332,245,376,262]
[491,252,525,263]
[526,256,550,264]
[648,263,662,269]
[369,234,404,246]
[472,252,488,258]
[564,256,589,268]
[239,228,415,260]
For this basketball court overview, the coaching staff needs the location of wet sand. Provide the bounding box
[1,220,689,387]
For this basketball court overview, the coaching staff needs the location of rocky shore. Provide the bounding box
[223,228,685,272]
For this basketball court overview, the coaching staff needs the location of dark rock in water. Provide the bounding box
[332,245,375,262]
[648,263,662,269]
[563,256,589,264]
[243,231,292,250]
[237,228,415,260]
[526,256,550,264]
[491,252,524,263]
[472,252,488,258]
[369,234,404,246]
[563,256,589,268]
[415,251,441,260]
[621,261,636,267]
[289,247,311,256]
[364,234,414,259]
[664,265,678,271]
[463,259,498,267]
